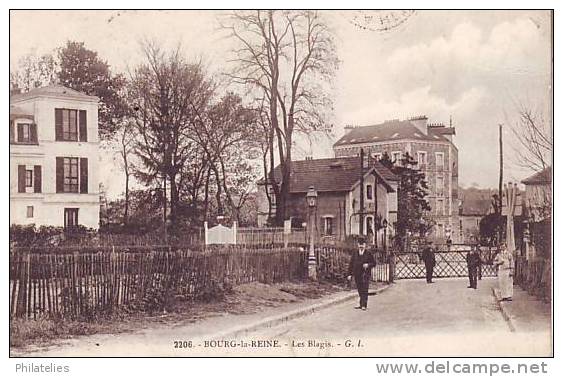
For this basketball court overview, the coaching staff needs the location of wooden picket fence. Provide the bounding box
[514,256,551,302]
[9,247,309,320]
[236,227,307,247]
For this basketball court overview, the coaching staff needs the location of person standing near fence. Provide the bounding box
[421,240,436,283]
[466,246,482,289]
[347,236,375,310]
[494,243,514,301]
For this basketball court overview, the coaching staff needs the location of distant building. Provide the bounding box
[333,116,459,241]
[257,156,399,245]
[10,85,100,229]
[458,193,491,243]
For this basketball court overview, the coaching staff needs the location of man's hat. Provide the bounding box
[357,235,367,244]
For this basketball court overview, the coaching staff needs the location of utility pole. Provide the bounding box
[498,124,503,245]
[359,148,365,236]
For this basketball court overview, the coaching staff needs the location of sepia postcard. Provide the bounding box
[8,9,553,361]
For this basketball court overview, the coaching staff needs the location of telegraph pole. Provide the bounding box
[498,124,503,245]
[359,148,365,236]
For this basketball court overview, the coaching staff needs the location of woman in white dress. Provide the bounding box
[494,244,514,301]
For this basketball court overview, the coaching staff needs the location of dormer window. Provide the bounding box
[11,122,38,144]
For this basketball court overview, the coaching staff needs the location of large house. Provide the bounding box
[257,156,399,245]
[10,85,100,229]
[333,116,459,241]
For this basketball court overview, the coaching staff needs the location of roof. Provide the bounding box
[460,198,490,216]
[266,156,398,194]
[10,85,98,103]
[9,105,34,121]
[521,167,551,185]
[334,119,452,147]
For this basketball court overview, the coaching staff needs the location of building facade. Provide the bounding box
[257,157,399,245]
[333,116,460,241]
[10,85,100,229]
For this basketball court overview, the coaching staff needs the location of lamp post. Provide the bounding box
[382,218,388,253]
[306,186,318,280]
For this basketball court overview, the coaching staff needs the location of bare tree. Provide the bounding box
[10,52,59,91]
[115,120,138,224]
[223,10,338,225]
[509,102,552,172]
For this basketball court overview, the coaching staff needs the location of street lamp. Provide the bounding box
[306,186,318,280]
[382,218,388,252]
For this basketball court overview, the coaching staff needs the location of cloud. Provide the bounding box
[385,18,546,101]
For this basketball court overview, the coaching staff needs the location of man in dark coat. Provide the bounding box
[421,240,436,283]
[347,236,375,310]
[466,246,482,289]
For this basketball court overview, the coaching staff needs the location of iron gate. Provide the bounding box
[393,245,498,280]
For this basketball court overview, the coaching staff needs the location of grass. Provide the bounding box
[10,280,344,352]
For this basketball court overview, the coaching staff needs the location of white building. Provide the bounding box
[10,85,100,229]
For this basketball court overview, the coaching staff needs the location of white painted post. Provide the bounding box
[233,221,237,245]
[204,221,208,245]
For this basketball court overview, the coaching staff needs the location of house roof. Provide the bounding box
[521,167,552,185]
[334,119,452,147]
[266,156,398,194]
[9,105,34,121]
[460,198,491,216]
[10,85,98,103]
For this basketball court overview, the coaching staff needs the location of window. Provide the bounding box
[366,216,374,237]
[323,217,333,236]
[437,223,444,238]
[391,151,402,165]
[417,151,427,169]
[17,123,36,143]
[63,157,79,193]
[436,198,444,215]
[435,152,444,170]
[64,208,79,229]
[366,184,373,200]
[62,109,78,141]
[436,176,444,196]
[26,206,34,218]
[25,170,33,187]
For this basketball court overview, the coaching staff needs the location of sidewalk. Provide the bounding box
[493,284,552,334]
[13,283,390,357]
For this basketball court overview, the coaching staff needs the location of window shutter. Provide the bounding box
[34,165,42,193]
[55,109,63,141]
[56,157,64,193]
[18,165,26,193]
[79,110,87,142]
[80,158,88,194]
[17,124,23,142]
[10,121,15,143]
[30,123,38,143]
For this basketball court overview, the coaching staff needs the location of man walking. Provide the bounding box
[466,246,482,289]
[421,240,436,283]
[347,236,375,310]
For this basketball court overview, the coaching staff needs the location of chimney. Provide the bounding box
[343,124,355,135]
[408,115,428,135]
[10,88,21,96]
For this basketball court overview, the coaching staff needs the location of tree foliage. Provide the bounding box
[58,41,128,139]
[379,152,432,244]
[10,53,58,91]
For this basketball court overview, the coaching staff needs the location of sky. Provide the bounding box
[10,10,553,198]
